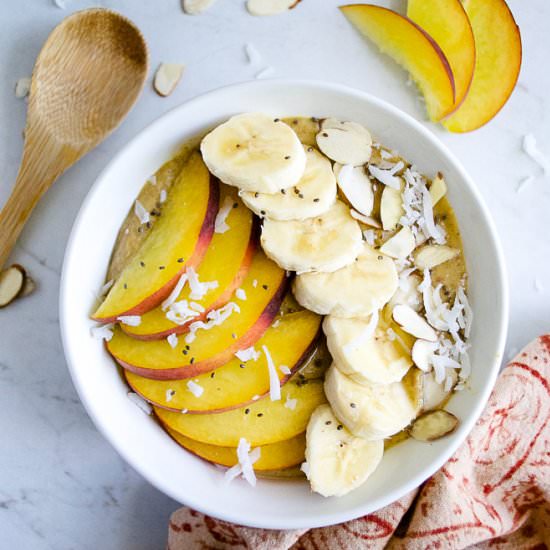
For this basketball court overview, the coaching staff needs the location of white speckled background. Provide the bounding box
[0,0,548,548]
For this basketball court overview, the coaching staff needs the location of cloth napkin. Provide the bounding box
[168,336,550,549]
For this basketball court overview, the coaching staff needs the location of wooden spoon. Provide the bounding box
[0,8,148,269]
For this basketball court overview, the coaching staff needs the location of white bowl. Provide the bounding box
[60,79,508,530]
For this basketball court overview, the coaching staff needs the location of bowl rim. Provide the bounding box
[59,78,509,529]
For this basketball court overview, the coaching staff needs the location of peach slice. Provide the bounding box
[340,4,455,121]
[93,152,219,322]
[443,0,521,132]
[166,428,306,471]
[125,309,321,412]
[107,249,287,379]
[407,0,475,109]
[155,379,326,446]
[122,187,255,339]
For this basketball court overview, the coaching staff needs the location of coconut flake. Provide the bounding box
[166,389,176,402]
[272,319,281,328]
[90,323,114,341]
[147,174,157,186]
[300,461,310,479]
[187,267,219,300]
[15,77,31,98]
[127,392,152,415]
[279,365,291,375]
[252,279,258,288]
[117,315,141,327]
[235,345,260,362]
[236,288,247,300]
[343,310,379,355]
[162,274,188,311]
[225,440,261,486]
[134,200,150,225]
[284,395,297,410]
[166,300,200,326]
[99,279,114,297]
[190,302,205,313]
[181,408,188,414]
[421,186,445,244]
[167,333,178,348]
[255,66,275,79]
[187,380,204,397]
[215,196,234,234]
[185,302,240,342]
[262,345,281,401]
[368,161,404,190]
[456,286,473,338]
[159,189,167,204]
[522,134,550,175]
[244,42,262,65]
[363,229,376,246]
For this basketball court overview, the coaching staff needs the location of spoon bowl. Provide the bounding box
[0,8,148,268]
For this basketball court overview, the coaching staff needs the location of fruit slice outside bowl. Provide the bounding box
[60,79,508,529]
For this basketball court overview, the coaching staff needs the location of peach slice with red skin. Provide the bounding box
[407,0,475,110]
[166,428,306,471]
[125,309,321,412]
[155,379,326,446]
[92,152,219,322]
[107,249,287,380]
[443,0,522,132]
[122,187,256,340]
[340,4,455,121]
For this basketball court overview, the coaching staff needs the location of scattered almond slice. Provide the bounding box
[316,118,372,166]
[350,209,381,228]
[380,185,403,230]
[392,304,437,341]
[20,274,36,297]
[0,265,25,307]
[15,77,31,99]
[414,245,458,270]
[409,409,458,441]
[247,0,300,16]
[334,164,374,216]
[182,0,218,14]
[154,63,185,97]
[411,339,437,371]
[380,226,415,259]
[429,173,447,206]
[422,370,457,411]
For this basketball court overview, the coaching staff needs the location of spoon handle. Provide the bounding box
[0,132,73,269]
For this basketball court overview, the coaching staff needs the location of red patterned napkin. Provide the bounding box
[168,336,550,549]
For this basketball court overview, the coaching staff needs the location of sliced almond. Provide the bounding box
[334,163,374,216]
[153,63,185,97]
[422,370,457,411]
[350,209,381,228]
[409,409,459,441]
[182,0,217,14]
[380,185,403,231]
[429,172,447,206]
[392,304,437,342]
[380,226,415,259]
[247,0,300,16]
[0,265,25,307]
[368,161,404,190]
[411,339,437,371]
[414,245,458,270]
[15,77,31,99]
[316,118,372,166]
[20,275,36,297]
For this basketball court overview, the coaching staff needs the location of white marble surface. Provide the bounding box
[0,0,548,548]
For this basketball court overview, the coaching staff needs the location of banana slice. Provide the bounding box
[316,118,372,166]
[323,315,412,385]
[324,364,421,440]
[200,113,306,193]
[240,147,336,220]
[261,200,362,273]
[304,404,383,497]
[293,244,397,317]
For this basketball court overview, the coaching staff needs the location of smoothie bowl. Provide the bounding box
[60,79,508,529]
